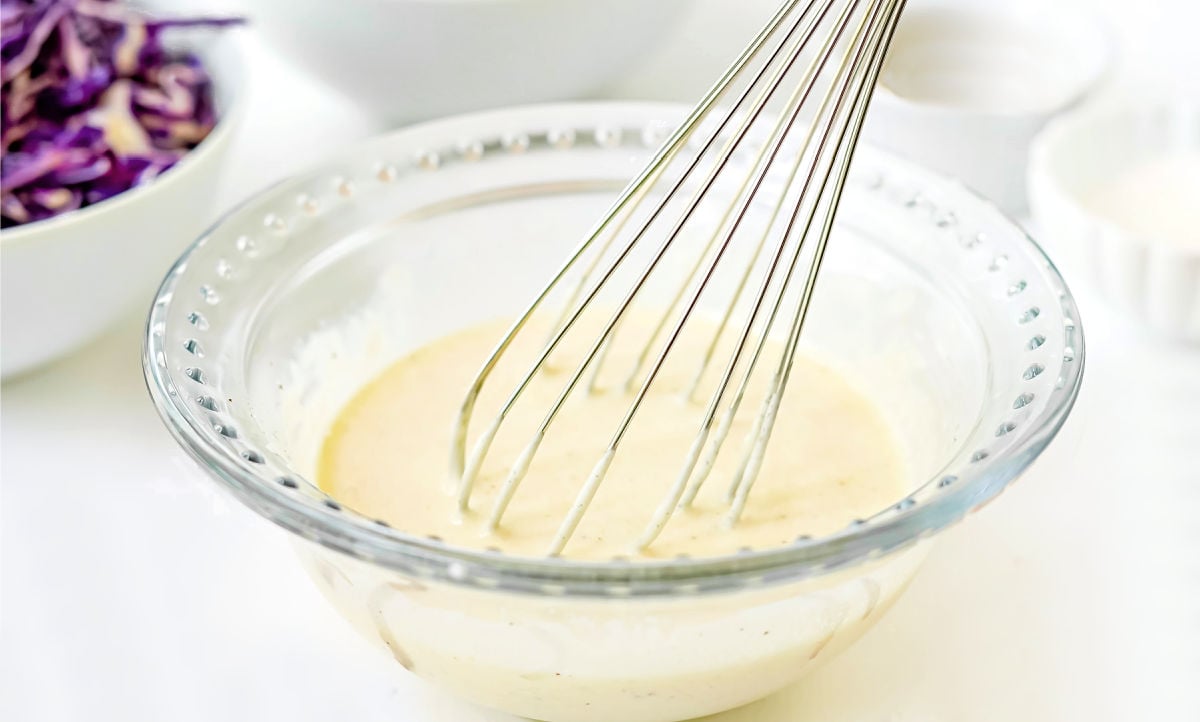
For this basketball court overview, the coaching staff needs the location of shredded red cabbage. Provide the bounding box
[1,0,241,228]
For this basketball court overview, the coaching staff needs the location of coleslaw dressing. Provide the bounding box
[318,315,909,560]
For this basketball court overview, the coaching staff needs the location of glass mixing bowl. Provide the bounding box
[144,103,1084,722]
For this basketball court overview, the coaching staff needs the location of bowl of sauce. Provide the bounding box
[144,102,1085,721]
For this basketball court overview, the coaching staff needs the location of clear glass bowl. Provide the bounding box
[144,103,1084,722]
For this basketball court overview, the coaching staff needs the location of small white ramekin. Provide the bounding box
[1029,102,1200,342]
[864,0,1112,214]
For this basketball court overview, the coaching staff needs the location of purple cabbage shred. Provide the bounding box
[1,0,241,228]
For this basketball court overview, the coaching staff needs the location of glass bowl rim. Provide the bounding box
[142,101,1085,598]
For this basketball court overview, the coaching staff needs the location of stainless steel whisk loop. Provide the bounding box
[451,0,906,556]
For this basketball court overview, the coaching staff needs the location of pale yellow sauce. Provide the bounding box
[1084,152,1200,247]
[319,316,908,560]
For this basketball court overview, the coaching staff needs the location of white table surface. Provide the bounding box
[3,2,1199,721]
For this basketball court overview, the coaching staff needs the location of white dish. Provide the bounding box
[863,0,1111,214]
[236,0,690,122]
[1029,102,1200,342]
[0,35,245,379]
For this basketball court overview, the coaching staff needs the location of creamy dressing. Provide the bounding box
[318,315,909,560]
[1084,152,1200,247]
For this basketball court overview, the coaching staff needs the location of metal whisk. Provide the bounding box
[451,0,906,556]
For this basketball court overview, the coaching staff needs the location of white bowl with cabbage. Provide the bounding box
[1,0,244,378]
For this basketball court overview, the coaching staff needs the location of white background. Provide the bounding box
[3,1,1199,721]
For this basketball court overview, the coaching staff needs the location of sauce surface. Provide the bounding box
[1084,152,1200,246]
[319,316,908,560]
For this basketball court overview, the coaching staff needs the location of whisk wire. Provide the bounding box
[727,0,906,524]
[695,0,902,511]
[492,16,829,537]
[476,0,849,532]
[631,0,876,550]
[451,0,907,556]
[455,0,825,507]
[450,0,817,497]
[606,0,853,395]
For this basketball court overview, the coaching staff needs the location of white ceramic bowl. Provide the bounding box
[863,0,1111,214]
[236,0,690,122]
[1029,102,1200,342]
[0,35,244,379]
